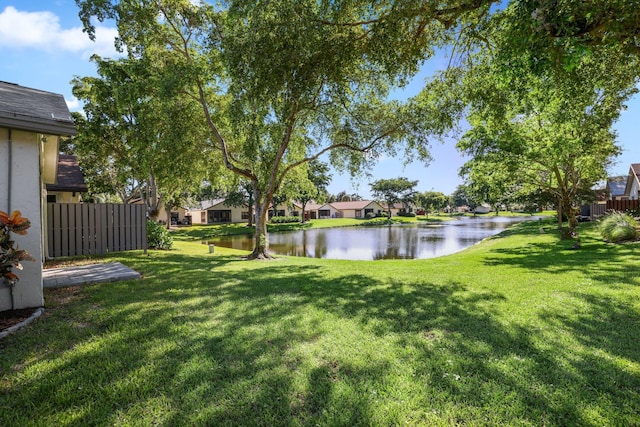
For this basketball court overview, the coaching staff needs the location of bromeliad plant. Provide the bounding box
[0,210,35,286]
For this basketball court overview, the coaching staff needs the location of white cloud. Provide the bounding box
[65,96,81,112]
[0,6,119,58]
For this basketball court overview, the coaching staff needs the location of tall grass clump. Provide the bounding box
[599,211,639,242]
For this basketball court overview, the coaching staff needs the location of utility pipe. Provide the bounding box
[6,129,17,310]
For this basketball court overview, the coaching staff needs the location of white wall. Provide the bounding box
[0,128,45,311]
[631,180,639,200]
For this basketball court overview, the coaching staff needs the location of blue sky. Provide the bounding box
[1,1,637,198]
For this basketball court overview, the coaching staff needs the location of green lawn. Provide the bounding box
[1,219,639,426]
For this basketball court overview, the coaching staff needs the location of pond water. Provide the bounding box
[210,216,540,260]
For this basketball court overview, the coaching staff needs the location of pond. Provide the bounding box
[209,216,541,260]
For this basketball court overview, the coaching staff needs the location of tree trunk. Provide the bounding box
[248,188,274,260]
[300,200,307,223]
[557,197,563,230]
[247,202,254,227]
[165,201,173,229]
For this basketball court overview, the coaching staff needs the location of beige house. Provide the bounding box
[380,202,407,217]
[0,82,76,312]
[189,199,302,224]
[45,154,87,203]
[311,200,384,219]
[190,199,248,224]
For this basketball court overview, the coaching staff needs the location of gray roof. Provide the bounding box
[0,81,76,136]
[200,198,227,210]
[46,155,87,193]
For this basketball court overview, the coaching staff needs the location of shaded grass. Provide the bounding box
[1,220,639,426]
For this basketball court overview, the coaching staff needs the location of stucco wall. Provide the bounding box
[0,128,45,311]
[47,191,82,203]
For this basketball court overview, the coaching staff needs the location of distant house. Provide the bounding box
[606,176,628,200]
[45,154,87,203]
[474,204,492,214]
[380,202,409,217]
[623,164,640,200]
[0,81,76,312]
[304,202,324,220]
[189,199,247,224]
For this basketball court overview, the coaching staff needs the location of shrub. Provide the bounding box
[147,220,173,250]
[0,210,35,285]
[398,211,416,217]
[269,216,300,224]
[599,212,639,243]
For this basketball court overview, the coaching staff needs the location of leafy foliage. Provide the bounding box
[0,210,35,286]
[430,3,640,232]
[416,191,448,216]
[599,212,639,243]
[370,177,418,220]
[74,0,491,259]
[146,220,174,250]
[72,54,212,218]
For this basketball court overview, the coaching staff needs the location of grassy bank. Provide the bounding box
[1,219,639,426]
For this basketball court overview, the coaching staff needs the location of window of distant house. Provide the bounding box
[241,211,249,220]
[47,194,57,203]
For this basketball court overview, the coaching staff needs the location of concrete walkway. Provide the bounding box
[43,262,141,288]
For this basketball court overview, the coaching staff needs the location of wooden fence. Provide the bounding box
[606,199,639,212]
[46,203,147,258]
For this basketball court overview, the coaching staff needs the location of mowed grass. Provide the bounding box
[1,219,639,426]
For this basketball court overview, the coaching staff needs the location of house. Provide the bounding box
[318,200,385,219]
[303,202,324,220]
[190,199,248,224]
[623,164,640,200]
[45,154,87,203]
[606,176,628,200]
[380,202,409,217]
[0,81,76,312]
[189,199,305,224]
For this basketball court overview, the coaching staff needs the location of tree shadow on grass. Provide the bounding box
[482,235,640,287]
[1,252,639,425]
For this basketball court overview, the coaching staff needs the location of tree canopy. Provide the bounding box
[416,1,640,233]
[73,0,640,253]
[370,177,418,220]
[75,0,489,258]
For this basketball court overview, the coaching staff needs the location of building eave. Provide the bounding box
[0,112,77,136]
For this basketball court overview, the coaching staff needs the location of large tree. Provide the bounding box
[292,160,332,223]
[370,177,418,220]
[417,191,448,217]
[446,10,639,233]
[72,55,211,219]
[76,0,488,259]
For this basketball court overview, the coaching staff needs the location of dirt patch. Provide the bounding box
[1,287,86,334]
[0,307,39,331]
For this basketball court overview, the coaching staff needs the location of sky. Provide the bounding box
[1,0,638,199]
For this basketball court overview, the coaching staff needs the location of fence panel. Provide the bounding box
[47,203,147,258]
[606,199,639,212]
[590,202,607,219]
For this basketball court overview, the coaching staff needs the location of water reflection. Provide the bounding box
[210,216,539,260]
